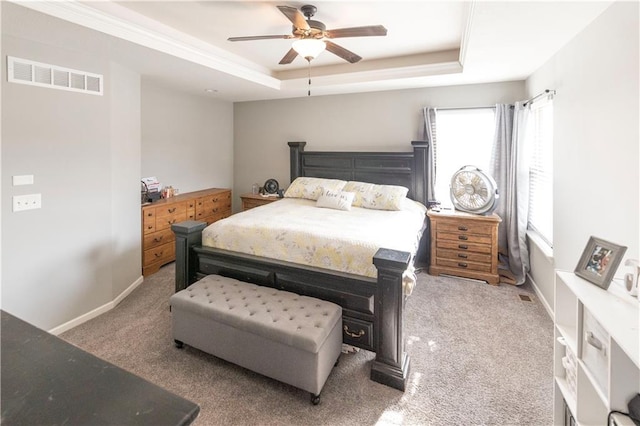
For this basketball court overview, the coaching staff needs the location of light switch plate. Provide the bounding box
[13,175,34,186]
[13,194,41,212]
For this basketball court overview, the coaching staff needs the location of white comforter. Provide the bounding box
[202,197,426,292]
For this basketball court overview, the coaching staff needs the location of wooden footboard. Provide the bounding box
[172,221,411,391]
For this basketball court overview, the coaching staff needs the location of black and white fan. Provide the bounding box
[449,165,499,214]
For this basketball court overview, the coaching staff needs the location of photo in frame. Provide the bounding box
[574,236,627,290]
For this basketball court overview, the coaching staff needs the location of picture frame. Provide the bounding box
[574,236,627,290]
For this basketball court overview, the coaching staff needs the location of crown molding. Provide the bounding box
[459,1,476,67]
[9,0,281,90]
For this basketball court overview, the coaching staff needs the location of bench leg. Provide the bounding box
[310,393,321,405]
[174,340,184,349]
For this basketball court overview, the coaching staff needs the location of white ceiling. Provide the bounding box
[16,1,613,102]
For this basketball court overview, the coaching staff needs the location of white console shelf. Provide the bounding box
[553,271,639,425]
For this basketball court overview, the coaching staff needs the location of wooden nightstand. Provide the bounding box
[427,209,501,285]
[240,193,281,211]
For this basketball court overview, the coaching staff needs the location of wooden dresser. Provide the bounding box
[142,188,231,276]
[427,209,501,285]
[240,193,281,211]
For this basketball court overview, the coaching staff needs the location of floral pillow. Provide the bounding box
[342,181,409,211]
[316,189,355,211]
[284,177,347,201]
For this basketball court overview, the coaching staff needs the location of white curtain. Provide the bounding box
[490,103,532,284]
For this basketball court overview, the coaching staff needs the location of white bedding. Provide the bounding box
[201,197,426,293]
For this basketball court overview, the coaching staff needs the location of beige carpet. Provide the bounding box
[61,264,553,425]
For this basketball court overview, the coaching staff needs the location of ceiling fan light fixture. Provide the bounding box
[292,38,326,61]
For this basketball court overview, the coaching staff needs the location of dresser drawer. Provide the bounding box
[436,248,492,263]
[142,209,156,234]
[143,242,175,268]
[186,200,196,220]
[437,221,494,236]
[436,239,492,254]
[435,257,491,273]
[155,202,187,218]
[342,317,373,351]
[436,231,492,245]
[197,193,231,214]
[143,228,175,250]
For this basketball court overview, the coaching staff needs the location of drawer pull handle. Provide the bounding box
[585,331,606,354]
[168,219,176,225]
[458,262,468,268]
[458,244,468,250]
[457,254,468,259]
[153,236,163,243]
[168,207,176,213]
[458,226,468,231]
[147,212,153,217]
[343,325,365,339]
[154,252,163,258]
[147,226,153,230]
[458,235,468,241]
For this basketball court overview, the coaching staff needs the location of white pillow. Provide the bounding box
[342,181,409,211]
[316,190,355,211]
[284,177,346,201]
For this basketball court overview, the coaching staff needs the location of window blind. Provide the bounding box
[527,100,554,247]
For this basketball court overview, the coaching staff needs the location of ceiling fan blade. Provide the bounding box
[279,48,299,65]
[326,25,388,38]
[228,35,293,42]
[277,5,310,30]
[324,41,362,63]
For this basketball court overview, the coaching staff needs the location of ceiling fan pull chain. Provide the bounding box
[307,59,311,96]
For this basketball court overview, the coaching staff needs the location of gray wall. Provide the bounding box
[1,3,141,330]
[141,80,234,194]
[0,3,235,331]
[233,81,526,211]
[526,1,639,312]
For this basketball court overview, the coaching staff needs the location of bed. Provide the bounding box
[172,141,431,391]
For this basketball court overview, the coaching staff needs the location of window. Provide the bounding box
[527,99,554,247]
[433,108,496,206]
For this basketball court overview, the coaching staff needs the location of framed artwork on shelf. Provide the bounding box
[574,236,627,290]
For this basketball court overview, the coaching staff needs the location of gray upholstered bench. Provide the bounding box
[170,275,342,404]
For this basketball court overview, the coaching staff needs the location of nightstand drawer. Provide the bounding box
[436,231,492,245]
[436,248,492,263]
[437,221,494,236]
[436,239,492,254]
[435,257,491,273]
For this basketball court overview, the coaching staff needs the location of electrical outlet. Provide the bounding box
[13,194,42,212]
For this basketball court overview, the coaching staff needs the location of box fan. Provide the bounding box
[449,165,499,214]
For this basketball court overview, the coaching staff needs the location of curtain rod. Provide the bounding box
[523,89,556,106]
[434,105,496,111]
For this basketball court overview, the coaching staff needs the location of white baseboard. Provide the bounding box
[527,272,554,320]
[48,275,144,335]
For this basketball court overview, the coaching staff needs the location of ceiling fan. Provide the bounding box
[227,4,387,65]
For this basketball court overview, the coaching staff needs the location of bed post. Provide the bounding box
[172,221,207,293]
[411,140,429,206]
[371,248,411,391]
[288,141,307,181]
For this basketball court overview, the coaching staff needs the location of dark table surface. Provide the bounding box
[1,310,200,425]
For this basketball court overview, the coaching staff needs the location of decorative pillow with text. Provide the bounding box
[316,189,355,211]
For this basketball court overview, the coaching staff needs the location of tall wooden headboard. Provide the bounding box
[288,141,430,205]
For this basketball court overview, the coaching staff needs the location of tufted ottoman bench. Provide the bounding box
[170,275,342,404]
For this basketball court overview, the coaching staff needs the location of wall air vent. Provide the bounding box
[7,56,103,96]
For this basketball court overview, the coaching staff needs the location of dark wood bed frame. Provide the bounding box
[172,141,430,391]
